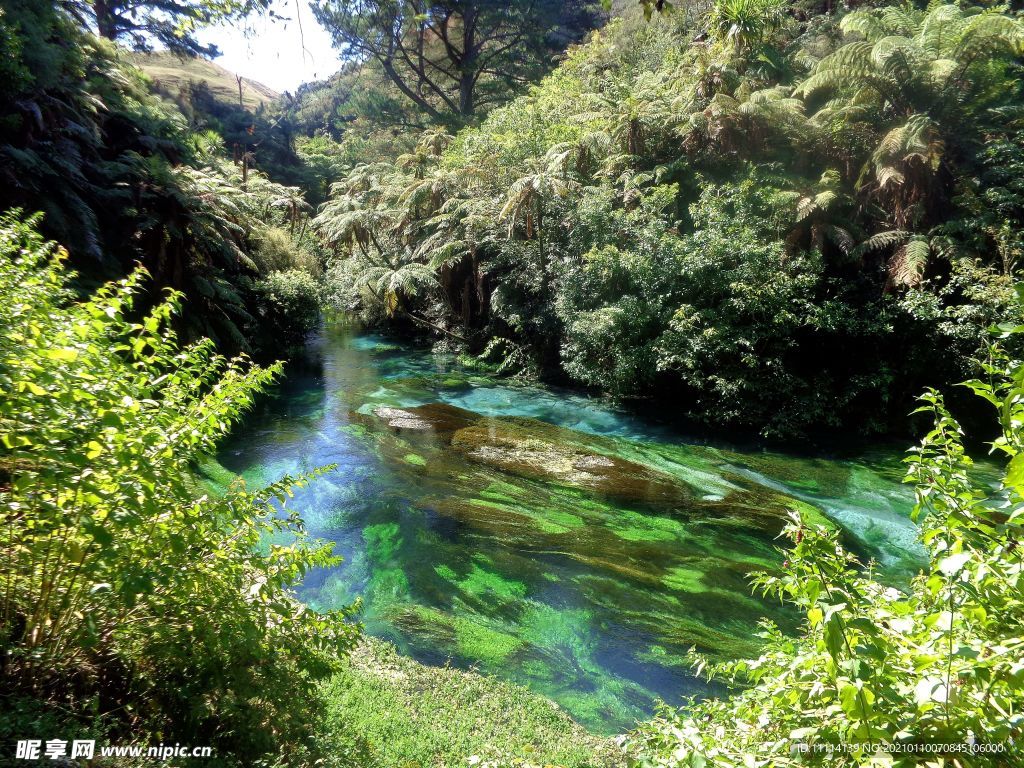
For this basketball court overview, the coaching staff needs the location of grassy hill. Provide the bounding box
[132,51,279,111]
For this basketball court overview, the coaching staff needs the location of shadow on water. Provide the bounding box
[217,324,925,734]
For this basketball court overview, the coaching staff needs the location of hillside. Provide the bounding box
[132,51,279,110]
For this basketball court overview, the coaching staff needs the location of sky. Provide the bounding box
[197,1,342,93]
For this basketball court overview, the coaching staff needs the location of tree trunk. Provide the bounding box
[459,6,478,117]
[537,203,547,292]
[95,0,117,39]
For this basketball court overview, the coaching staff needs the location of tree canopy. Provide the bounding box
[77,0,272,55]
[312,0,602,122]
[312,0,1024,438]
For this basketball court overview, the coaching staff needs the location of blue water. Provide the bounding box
[218,327,923,733]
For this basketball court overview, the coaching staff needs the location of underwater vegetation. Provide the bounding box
[219,328,923,732]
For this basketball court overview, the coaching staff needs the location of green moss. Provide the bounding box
[398,605,526,666]
[434,563,458,581]
[363,522,402,561]
[455,618,525,665]
[403,452,427,466]
[468,494,586,536]
[519,603,592,650]
[606,510,686,542]
[341,422,368,438]
[662,566,705,593]
[458,564,528,601]
[715,449,853,497]
[368,567,410,601]
[545,509,586,529]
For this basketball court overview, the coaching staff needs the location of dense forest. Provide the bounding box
[3,0,1024,766]
[309,0,1024,439]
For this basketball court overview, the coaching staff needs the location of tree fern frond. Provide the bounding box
[854,229,910,256]
[889,238,930,287]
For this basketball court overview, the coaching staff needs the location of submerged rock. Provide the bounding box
[450,418,690,505]
[371,402,479,434]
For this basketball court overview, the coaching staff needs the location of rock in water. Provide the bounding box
[449,418,690,506]
[372,402,479,434]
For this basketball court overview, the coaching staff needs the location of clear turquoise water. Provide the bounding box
[217,325,923,733]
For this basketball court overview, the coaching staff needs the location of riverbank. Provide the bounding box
[321,638,624,768]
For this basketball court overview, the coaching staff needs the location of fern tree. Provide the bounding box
[499,160,577,291]
[797,1,1024,285]
[315,158,466,338]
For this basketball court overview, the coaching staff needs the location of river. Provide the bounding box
[217,324,923,734]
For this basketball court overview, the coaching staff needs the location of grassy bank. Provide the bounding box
[322,639,625,768]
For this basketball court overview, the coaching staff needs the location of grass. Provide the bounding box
[320,638,625,768]
[130,51,279,111]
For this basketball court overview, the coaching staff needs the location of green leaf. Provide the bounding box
[1007,453,1024,496]
[46,347,79,362]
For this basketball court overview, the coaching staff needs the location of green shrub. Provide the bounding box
[0,212,358,764]
[250,268,324,350]
[252,227,309,274]
[626,328,1024,765]
[558,172,905,437]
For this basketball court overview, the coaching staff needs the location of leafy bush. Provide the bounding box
[556,184,687,396]
[0,212,358,764]
[252,227,322,277]
[0,3,326,359]
[250,268,324,350]
[558,172,911,436]
[626,327,1024,765]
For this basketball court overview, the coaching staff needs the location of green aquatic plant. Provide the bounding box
[662,566,706,593]
[393,605,526,666]
[219,323,924,732]
[363,522,403,561]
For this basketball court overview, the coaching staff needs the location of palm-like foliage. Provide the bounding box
[800,2,1024,112]
[314,163,405,255]
[578,74,671,158]
[681,85,807,157]
[313,152,471,334]
[396,129,455,178]
[796,1,1024,283]
[499,163,575,239]
[499,160,578,290]
[798,3,1024,199]
[707,0,786,56]
[544,131,615,180]
[354,261,439,315]
[791,169,859,258]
